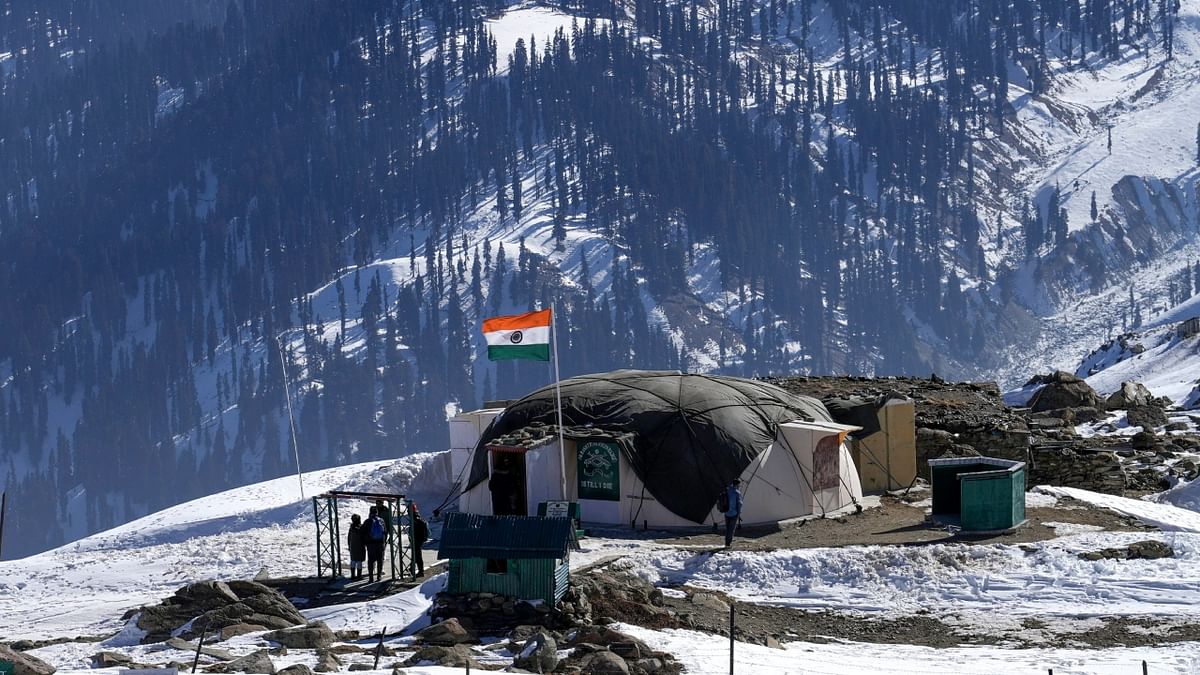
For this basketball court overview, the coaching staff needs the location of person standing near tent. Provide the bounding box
[410,503,429,578]
[365,506,387,582]
[722,479,743,549]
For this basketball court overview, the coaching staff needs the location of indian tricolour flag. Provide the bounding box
[482,309,552,361]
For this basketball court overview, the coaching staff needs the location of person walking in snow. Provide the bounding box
[722,479,743,549]
[347,513,367,581]
[365,506,387,582]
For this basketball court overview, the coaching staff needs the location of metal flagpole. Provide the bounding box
[275,334,306,500]
[550,302,567,500]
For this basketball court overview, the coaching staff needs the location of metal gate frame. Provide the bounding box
[313,490,417,582]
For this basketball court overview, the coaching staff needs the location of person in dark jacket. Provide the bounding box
[347,514,367,581]
[410,503,428,578]
[365,506,387,582]
[723,479,743,549]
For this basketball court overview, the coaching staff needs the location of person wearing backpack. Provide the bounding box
[721,479,743,549]
[410,503,429,578]
[365,506,387,582]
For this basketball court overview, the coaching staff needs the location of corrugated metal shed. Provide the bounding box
[437,513,574,560]
[928,457,1027,533]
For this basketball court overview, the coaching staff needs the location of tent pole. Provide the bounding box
[551,302,567,501]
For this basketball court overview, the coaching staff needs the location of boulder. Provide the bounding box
[1130,430,1159,450]
[1105,382,1156,409]
[579,650,630,675]
[264,623,336,650]
[207,649,275,674]
[414,618,474,646]
[401,644,478,668]
[689,593,729,614]
[138,580,305,644]
[1028,372,1102,412]
[90,651,132,668]
[512,631,558,673]
[219,624,268,641]
[276,665,314,675]
[314,651,341,673]
[1126,405,1168,431]
[1071,406,1103,424]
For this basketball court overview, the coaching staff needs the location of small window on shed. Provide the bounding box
[486,558,508,574]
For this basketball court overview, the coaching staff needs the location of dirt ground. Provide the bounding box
[659,590,1200,649]
[589,493,1192,650]
[657,492,1154,551]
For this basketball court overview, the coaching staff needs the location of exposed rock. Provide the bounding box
[219,624,268,641]
[1072,407,1104,423]
[414,618,475,646]
[90,651,132,668]
[138,580,305,644]
[1126,405,1168,431]
[401,644,478,668]
[207,649,275,674]
[264,623,336,650]
[579,650,630,675]
[512,631,558,673]
[1106,382,1156,409]
[1028,372,1102,412]
[164,638,234,662]
[1079,540,1174,561]
[689,592,729,614]
[1131,430,1159,450]
[314,651,342,673]
[276,665,314,675]
[1166,421,1190,432]
[0,646,57,675]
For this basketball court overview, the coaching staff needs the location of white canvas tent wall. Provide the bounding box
[452,417,864,527]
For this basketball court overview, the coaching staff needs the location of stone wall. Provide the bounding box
[1029,447,1127,495]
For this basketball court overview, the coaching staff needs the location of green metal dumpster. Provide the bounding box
[928,456,1026,533]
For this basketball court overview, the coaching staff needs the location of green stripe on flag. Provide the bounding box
[487,344,550,361]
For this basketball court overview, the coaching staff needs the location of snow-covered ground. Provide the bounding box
[8,449,1200,673]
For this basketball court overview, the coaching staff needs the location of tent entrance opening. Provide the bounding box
[489,449,528,515]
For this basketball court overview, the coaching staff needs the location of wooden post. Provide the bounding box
[729,603,735,675]
[373,627,386,670]
[191,630,206,673]
[1143,661,1148,675]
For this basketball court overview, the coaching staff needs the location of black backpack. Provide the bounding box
[413,515,429,544]
[717,490,730,513]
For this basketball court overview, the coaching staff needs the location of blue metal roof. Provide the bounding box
[437,513,574,560]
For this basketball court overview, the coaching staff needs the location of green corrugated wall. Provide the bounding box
[446,558,568,604]
[960,469,1025,532]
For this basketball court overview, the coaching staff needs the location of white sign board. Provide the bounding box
[544,500,570,519]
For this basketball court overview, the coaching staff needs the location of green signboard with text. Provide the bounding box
[578,441,620,501]
[0,660,13,675]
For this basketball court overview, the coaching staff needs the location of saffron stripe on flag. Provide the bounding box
[487,344,551,361]
[481,308,552,333]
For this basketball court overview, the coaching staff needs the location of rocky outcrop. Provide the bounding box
[400,645,478,669]
[1106,381,1156,409]
[1027,372,1103,412]
[137,580,305,644]
[206,649,275,674]
[512,630,558,673]
[414,618,475,646]
[263,623,336,650]
[0,645,55,675]
[1079,540,1174,561]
